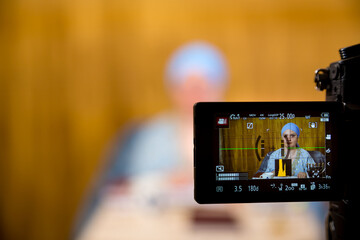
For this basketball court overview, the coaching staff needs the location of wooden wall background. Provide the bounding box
[0,0,359,239]
[220,117,325,176]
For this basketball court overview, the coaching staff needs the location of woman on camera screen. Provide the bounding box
[264,123,316,178]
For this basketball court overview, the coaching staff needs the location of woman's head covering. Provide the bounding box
[281,123,300,137]
[165,41,228,86]
[281,123,300,148]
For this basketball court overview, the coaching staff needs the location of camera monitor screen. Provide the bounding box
[194,102,343,204]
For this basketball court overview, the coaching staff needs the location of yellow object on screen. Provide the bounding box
[278,159,286,177]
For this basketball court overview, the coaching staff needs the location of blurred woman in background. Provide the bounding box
[73,41,229,239]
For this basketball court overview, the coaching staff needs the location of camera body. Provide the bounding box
[194,44,360,239]
[315,44,360,240]
[315,44,360,105]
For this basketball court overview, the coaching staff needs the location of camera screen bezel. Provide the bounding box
[194,101,344,204]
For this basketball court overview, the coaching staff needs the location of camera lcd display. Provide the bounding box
[194,102,343,204]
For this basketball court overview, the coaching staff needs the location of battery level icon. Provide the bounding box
[321,112,329,118]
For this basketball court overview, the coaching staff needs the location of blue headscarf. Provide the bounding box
[165,41,228,86]
[281,123,300,147]
[281,123,300,137]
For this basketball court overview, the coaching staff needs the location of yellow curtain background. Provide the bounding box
[0,0,359,239]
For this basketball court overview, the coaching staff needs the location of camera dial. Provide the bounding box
[314,68,330,91]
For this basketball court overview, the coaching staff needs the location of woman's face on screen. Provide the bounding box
[282,129,298,148]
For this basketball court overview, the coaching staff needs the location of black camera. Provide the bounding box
[315,44,360,240]
[194,44,360,239]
